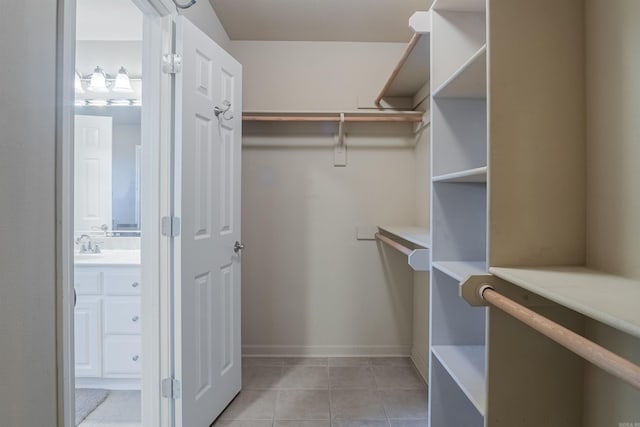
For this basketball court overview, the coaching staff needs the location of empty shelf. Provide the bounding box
[433,261,486,282]
[432,345,486,414]
[433,166,487,183]
[377,226,431,248]
[432,0,486,12]
[490,266,640,339]
[433,45,486,99]
[376,33,431,105]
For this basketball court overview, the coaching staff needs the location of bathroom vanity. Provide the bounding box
[74,250,142,390]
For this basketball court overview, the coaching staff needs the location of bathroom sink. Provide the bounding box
[74,253,104,261]
[73,250,140,265]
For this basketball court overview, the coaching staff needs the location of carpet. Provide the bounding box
[82,390,142,424]
[75,389,109,426]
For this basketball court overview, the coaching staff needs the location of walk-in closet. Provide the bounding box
[2,0,639,426]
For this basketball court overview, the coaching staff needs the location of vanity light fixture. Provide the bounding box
[112,66,134,93]
[87,99,109,106]
[87,66,109,93]
[109,99,134,106]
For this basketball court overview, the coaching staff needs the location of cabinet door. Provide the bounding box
[75,297,102,377]
[103,335,142,377]
[104,267,141,296]
[104,297,141,334]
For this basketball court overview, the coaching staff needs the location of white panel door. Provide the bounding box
[74,115,112,232]
[173,16,243,427]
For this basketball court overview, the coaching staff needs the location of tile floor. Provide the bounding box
[214,357,428,427]
[76,357,427,427]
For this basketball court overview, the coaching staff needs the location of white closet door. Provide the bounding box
[74,115,112,232]
[172,15,243,427]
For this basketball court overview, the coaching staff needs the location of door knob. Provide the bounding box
[234,241,245,253]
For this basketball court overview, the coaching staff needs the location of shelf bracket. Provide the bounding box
[409,11,431,34]
[375,232,430,271]
[460,275,553,308]
[408,248,430,271]
[334,113,347,167]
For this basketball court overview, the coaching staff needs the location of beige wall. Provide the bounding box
[231,41,408,110]
[0,0,58,424]
[233,41,428,355]
[585,0,640,424]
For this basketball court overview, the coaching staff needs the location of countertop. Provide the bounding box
[74,250,141,266]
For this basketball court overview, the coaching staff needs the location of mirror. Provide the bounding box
[74,106,141,236]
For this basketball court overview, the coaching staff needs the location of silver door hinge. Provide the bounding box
[161,216,181,237]
[161,377,181,399]
[162,53,182,74]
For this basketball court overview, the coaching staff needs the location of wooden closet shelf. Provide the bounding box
[433,166,487,183]
[432,261,487,282]
[432,345,486,415]
[378,225,431,248]
[490,266,640,339]
[433,44,487,99]
[432,0,486,13]
[243,111,424,123]
[375,32,430,106]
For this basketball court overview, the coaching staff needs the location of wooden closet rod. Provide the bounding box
[375,233,412,256]
[480,286,640,391]
[243,114,423,123]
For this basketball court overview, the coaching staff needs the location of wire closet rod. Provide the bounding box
[375,233,413,256]
[480,286,640,391]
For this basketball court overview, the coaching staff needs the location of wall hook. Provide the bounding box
[214,100,234,121]
[172,0,196,9]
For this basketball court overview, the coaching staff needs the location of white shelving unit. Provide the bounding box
[428,1,488,425]
[428,0,591,425]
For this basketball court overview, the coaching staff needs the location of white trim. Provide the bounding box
[56,1,77,426]
[141,12,175,427]
[242,345,412,357]
[57,2,174,427]
[132,0,176,16]
[411,345,429,384]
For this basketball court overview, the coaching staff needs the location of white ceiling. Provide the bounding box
[76,0,143,41]
[211,0,432,43]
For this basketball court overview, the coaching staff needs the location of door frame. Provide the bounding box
[55,1,176,426]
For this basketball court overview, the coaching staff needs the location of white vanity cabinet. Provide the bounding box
[74,263,142,389]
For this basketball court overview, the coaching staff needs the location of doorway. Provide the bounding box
[61,1,244,426]
[73,1,146,426]
[62,0,174,426]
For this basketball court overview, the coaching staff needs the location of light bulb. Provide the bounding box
[87,66,109,93]
[112,66,134,93]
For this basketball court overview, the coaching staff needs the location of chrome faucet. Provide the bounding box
[75,234,102,254]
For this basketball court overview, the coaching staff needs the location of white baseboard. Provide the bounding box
[242,344,411,357]
[411,346,429,385]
